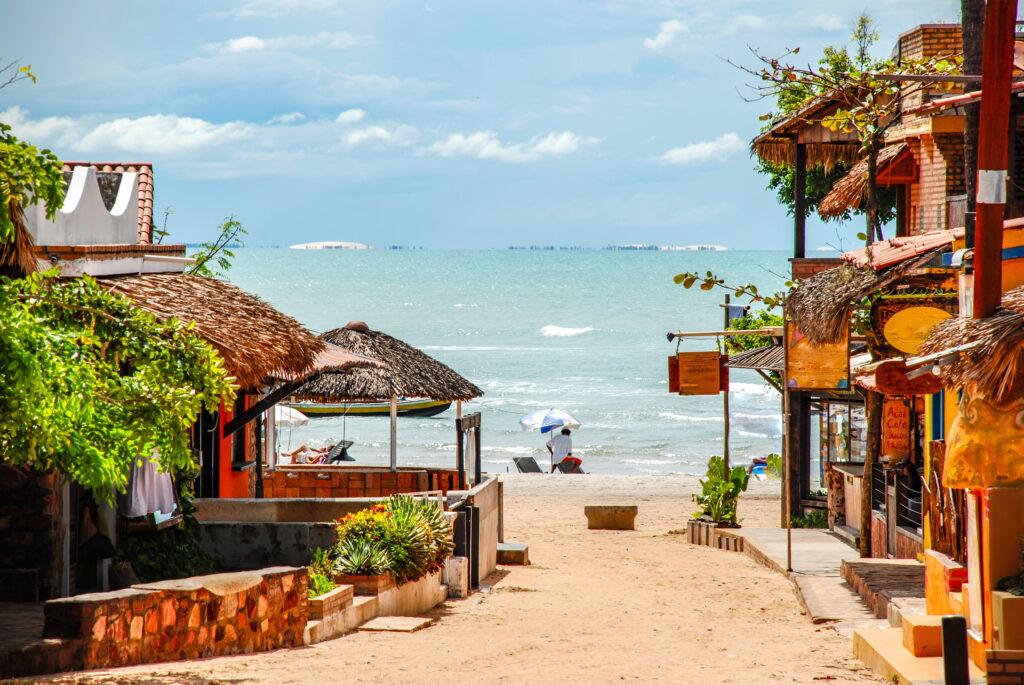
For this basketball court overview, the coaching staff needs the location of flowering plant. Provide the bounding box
[333,496,453,585]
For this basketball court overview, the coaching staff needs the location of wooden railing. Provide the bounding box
[924,440,968,564]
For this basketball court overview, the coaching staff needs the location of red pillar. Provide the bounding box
[973,0,1017,319]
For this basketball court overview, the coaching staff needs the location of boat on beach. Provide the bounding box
[286,398,452,417]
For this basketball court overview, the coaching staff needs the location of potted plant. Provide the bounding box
[691,456,750,528]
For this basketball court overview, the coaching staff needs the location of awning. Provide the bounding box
[724,345,784,372]
[817,143,916,220]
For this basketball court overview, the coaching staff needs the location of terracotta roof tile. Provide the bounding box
[841,229,963,271]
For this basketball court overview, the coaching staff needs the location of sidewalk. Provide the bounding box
[733,528,884,631]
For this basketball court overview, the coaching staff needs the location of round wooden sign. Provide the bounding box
[882,306,952,354]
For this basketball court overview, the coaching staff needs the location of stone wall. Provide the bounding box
[0,566,307,679]
[0,466,66,601]
[261,466,459,498]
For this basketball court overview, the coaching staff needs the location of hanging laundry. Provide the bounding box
[120,450,177,518]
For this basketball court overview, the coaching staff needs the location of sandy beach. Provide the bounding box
[16,474,883,685]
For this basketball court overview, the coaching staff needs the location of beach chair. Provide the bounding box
[326,440,355,463]
[555,460,586,474]
[513,457,544,473]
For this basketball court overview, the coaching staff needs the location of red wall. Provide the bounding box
[218,398,250,498]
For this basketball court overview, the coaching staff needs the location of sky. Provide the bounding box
[2,0,959,249]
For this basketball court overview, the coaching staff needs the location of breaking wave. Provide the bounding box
[541,325,594,337]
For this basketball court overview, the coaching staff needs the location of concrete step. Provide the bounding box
[853,625,986,685]
[359,616,432,632]
[900,614,943,657]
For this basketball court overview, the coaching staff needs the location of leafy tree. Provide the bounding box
[0,271,236,496]
[750,16,898,227]
[740,20,960,244]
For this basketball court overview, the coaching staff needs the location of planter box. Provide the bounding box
[309,583,354,620]
[686,518,743,551]
[335,572,395,596]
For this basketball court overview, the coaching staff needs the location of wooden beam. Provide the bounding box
[222,381,302,438]
[794,143,807,259]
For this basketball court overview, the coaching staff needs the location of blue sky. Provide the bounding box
[3,0,958,248]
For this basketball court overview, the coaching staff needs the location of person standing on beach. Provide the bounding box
[547,428,580,473]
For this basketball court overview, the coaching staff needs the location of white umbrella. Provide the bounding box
[274,405,309,427]
[519,408,581,434]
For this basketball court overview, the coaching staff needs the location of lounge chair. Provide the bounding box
[326,440,356,463]
[513,457,544,473]
[555,460,586,474]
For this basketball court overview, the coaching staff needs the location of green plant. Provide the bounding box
[692,456,750,527]
[332,496,453,584]
[765,453,782,478]
[187,216,247,278]
[790,510,829,529]
[335,536,391,576]
[307,547,337,599]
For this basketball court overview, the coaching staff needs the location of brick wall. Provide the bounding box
[898,25,963,112]
[261,466,460,498]
[987,649,1024,684]
[0,566,307,679]
[908,133,965,235]
[0,466,66,601]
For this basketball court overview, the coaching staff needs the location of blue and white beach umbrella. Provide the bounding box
[519,408,582,434]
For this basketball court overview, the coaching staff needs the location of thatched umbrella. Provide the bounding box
[294,321,484,470]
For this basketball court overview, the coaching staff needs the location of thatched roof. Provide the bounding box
[294,321,484,402]
[920,286,1024,401]
[101,274,352,388]
[818,143,909,219]
[787,248,943,345]
[750,89,861,171]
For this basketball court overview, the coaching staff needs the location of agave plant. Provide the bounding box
[335,536,390,575]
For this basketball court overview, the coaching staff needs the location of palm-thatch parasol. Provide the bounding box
[294,321,484,470]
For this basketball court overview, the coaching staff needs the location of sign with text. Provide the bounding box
[882,398,911,458]
[675,351,721,396]
[785,323,850,390]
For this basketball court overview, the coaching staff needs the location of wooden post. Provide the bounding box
[455,416,466,490]
[973,0,1017,319]
[794,142,807,259]
[723,294,730,473]
[782,306,793,570]
[457,399,462,419]
[860,390,882,557]
[389,394,398,472]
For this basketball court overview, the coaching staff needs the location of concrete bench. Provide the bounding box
[584,505,637,530]
[496,542,529,565]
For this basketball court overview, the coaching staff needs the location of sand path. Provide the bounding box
[24,475,883,685]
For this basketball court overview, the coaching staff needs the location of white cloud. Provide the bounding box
[214,0,340,19]
[77,114,253,154]
[643,19,687,51]
[424,130,599,163]
[336,108,366,124]
[658,132,745,165]
[3,108,254,155]
[267,112,305,125]
[207,30,364,54]
[344,124,419,147]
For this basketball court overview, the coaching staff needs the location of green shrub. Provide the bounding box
[692,456,750,527]
[335,537,391,576]
[307,547,337,599]
[765,453,782,478]
[790,510,829,528]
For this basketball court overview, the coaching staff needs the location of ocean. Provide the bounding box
[226,248,792,476]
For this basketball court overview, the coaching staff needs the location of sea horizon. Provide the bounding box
[226,247,790,476]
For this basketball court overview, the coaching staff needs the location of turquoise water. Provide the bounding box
[226,248,791,475]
